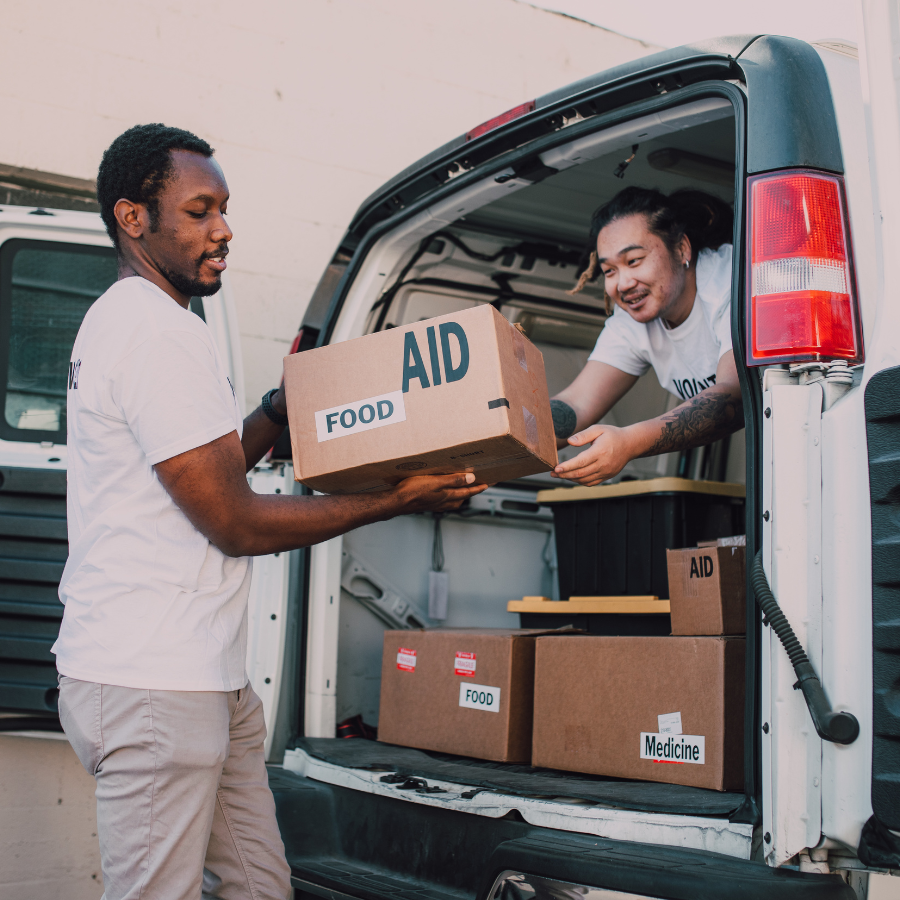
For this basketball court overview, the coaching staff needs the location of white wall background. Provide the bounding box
[0,0,655,413]
[0,3,655,897]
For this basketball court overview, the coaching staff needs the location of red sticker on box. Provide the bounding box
[397,648,417,671]
[454,651,476,676]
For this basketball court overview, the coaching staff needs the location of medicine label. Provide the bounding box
[640,732,705,764]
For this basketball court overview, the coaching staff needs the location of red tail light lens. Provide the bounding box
[746,169,863,365]
[466,101,535,142]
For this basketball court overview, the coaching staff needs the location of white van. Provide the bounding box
[0,28,897,900]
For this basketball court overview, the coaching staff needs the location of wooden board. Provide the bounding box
[536,476,746,504]
[508,597,671,614]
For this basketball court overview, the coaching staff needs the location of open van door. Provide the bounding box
[854,0,900,870]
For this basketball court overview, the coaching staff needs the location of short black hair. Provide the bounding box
[97,124,214,250]
[587,186,733,257]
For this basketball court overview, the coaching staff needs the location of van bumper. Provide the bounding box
[268,767,854,900]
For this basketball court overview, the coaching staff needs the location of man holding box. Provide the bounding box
[53,124,485,900]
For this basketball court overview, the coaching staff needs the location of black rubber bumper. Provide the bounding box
[268,767,853,900]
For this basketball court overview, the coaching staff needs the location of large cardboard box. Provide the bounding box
[532,635,745,790]
[666,540,746,635]
[378,628,544,762]
[283,305,557,493]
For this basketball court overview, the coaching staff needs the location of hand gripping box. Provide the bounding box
[378,629,546,763]
[531,635,745,790]
[666,538,746,635]
[282,304,557,493]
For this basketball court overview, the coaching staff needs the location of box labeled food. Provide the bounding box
[531,635,745,790]
[666,539,746,635]
[283,305,557,494]
[378,628,545,762]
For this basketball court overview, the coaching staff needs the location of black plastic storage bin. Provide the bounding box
[537,477,745,600]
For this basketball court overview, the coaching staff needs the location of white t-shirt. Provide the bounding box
[52,276,251,692]
[588,244,733,401]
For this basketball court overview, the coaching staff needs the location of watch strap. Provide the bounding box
[261,388,289,427]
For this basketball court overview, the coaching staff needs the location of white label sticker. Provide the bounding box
[458,682,500,712]
[657,711,683,735]
[454,651,476,676]
[315,390,406,443]
[640,732,705,765]
[396,648,417,671]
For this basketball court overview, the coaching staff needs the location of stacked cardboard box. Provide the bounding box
[529,537,747,790]
[530,634,744,791]
[666,536,746,635]
[377,628,548,763]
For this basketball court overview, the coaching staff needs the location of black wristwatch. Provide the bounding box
[261,388,289,427]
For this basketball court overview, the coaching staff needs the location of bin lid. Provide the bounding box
[536,476,745,504]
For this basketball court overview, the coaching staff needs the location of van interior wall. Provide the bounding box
[335,108,743,730]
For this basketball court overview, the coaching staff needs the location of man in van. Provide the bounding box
[550,187,744,485]
[52,123,486,900]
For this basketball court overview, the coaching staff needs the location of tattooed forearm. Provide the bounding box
[639,390,744,458]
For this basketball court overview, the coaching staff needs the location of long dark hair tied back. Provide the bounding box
[568,187,734,311]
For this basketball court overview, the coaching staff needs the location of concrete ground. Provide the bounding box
[0,733,102,900]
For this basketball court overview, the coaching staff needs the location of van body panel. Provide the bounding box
[806,44,879,852]
[738,36,844,175]
[760,382,824,866]
[813,47,878,339]
[821,386,875,848]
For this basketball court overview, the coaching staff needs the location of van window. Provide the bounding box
[0,239,117,443]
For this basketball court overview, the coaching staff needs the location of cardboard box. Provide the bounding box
[531,635,745,791]
[378,628,545,762]
[283,304,557,493]
[666,540,746,635]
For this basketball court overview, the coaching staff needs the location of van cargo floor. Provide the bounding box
[293,737,743,817]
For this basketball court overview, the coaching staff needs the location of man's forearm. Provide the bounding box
[223,489,403,557]
[626,387,744,459]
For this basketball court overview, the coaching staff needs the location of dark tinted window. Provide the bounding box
[0,239,117,443]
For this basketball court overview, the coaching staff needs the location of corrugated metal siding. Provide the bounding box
[0,466,67,716]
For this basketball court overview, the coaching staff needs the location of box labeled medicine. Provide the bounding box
[377,628,546,763]
[531,635,745,791]
[283,305,557,494]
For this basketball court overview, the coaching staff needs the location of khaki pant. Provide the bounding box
[58,677,292,900]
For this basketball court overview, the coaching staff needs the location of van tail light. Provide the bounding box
[746,169,863,366]
[466,101,535,142]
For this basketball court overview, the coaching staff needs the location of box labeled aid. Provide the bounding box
[666,539,746,635]
[531,635,745,791]
[283,305,557,494]
[377,628,546,762]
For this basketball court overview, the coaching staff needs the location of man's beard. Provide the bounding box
[159,261,223,298]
